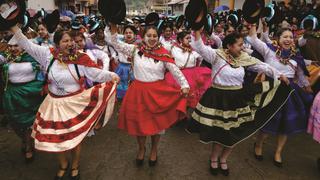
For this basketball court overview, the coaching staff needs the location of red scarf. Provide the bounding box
[51,48,100,68]
[138,42,174,63]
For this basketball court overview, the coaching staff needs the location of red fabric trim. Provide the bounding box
[33,83,115,143]
[139,45,175,63]
[36,83,109,130]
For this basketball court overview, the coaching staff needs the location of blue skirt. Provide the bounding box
[262,81,314,135]
[115,62,134,99]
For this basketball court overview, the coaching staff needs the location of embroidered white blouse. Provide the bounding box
[108,32,189,89]
[192,38,281,87]
[12,29,117,96]
[163,44,203,69]
[85,49,110,71]
[247,33,310,87]
[0,56,38,83]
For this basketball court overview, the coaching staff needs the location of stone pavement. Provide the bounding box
[0,115,320,180]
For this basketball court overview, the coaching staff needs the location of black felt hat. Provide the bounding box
[227,13,239,27]
[176,15,185,29]
[43,9,60,33]
[98,0,126,24]
[0,0,26,31]
[145,12,159,26]
[87,19,102,33]
[242,0,265,24]
[185,0,207,30]
[261,3,275,22]
[301,15,319,30]
[71,20,81,30]
[204,13,215,36]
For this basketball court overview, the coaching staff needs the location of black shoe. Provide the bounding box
[148,159,158,167]
[254,143,263,161]
[317,158,320,172]
[136,147,146,167]
[70,168,80,180]
[54,163,69,180]
[273,159,283,168]
[209,160,219,176]
[136,158,144,167]
[25,149,35,164]
[219,162,229,176]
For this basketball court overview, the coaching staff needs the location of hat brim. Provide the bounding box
[99,0,126,24]
[242,0,265,24]
[0,0,26,31]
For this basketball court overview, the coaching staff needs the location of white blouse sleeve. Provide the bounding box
[0,54,6,64]
[260,31,273,44]
[109,32,135,58]
[247,34,272,59]
[92,49,110,71]
[13,29,52,68]
[296,66,310,87]
[247,61,281,79]
[298,36,307,47]
[192,38,217,64]
[211,33,222,48]
[81,66,116,83]
[165,62,190,89]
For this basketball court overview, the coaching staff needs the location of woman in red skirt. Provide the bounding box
[107,23,190,167]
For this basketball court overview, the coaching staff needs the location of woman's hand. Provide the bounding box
[195,26,204,41]
[181,88,190,97]
[248,23,257,37]
[111,73,120,84]
[10,24,20,34]
[262,19,269,33]
[303,86,313,94]
[279,75,290,85]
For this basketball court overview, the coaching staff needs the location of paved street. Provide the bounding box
[1,110,320,180]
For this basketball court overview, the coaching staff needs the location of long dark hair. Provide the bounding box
[142,26,158,38]
[176,31,190,43]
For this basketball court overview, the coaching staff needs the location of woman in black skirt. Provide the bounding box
[186,28,293,176]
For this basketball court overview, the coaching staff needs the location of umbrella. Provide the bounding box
[214,5,229,13]
[60,10,75,20]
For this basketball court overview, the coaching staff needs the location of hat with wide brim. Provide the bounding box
[145,12,159,26]
[227,13,239,27]
[43,9,60,33]
[0,0,26,31]
[98,0,126,24]
[176,15,185,29]
[185,0,207,30]
[204,13,215,36]
[242,0,265,24]
[301,15,319,30]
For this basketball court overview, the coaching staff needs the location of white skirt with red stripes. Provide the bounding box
[31,82,117,152]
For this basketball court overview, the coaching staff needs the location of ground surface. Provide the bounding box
[0,111,320,180]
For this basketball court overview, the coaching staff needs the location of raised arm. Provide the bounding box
[210,33,222,48]
[10,26,52,68]
[247,60,281,79]
[191,30,217,64]
[246,24,272,59]
[105,24,135,57]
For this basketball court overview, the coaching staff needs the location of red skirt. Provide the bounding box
[118,80,187,136]
[165,67,212,108]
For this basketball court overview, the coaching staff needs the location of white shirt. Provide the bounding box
[0,56,38,83]
[247,34,309,87]
[109,32,189,89]
[13,29,117,96]
[192,38,280,87]
[86,49,110,71]
[165,45,203,69]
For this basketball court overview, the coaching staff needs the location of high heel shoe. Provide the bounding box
[136,146,146,167]
[273,158,283,168]
[70,167,80,180]
[148,158,158,167]
[219,161,229,176]
[209,160,219,176]
[253,143,263,161]
[54,163,69,180]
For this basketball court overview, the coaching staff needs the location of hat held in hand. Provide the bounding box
[0,0,26,31]
[98,0,126,24]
